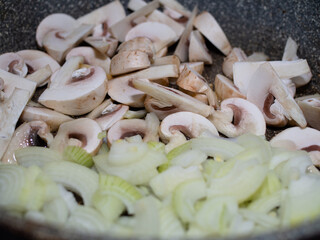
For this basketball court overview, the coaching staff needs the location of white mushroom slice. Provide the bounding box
[270,127,320,166]
[296,94,320,130]
[282,37,312,87]
[127,0,147,10]
[194,11,232,56]
[43,24,94,63]
[2,121,54,164]
[246,62,306,127]
[160,111,219,152]
[25,65,52,86]
[125,22,178,52]
[110,50,151,76]
[85,36,118,58]
[247,52,269,62]
[163,6,188,23]
[36,13,78,47]
[17,49,61,74]
[39,64,107,115]
[159,0,191,18]
[214,74,246,101]
[108,64,179,107]
[66,47,111,74]
[20,106,73,132]
[174,6,197,62]
[50,118,102,155]
[144,112,160,142]
[144,95,180,120]
[208,98,266,138]
[180,62,204,75]
[77,0,126,37]
[124,109,147,119]
[222,48,247,79]
[109,0,160,42]
[155,47,168,58]
[117,37,155,60]
[233,59,312,95]
[0,70,36,160]
[153,55,180,69]
[132,79,212,117]
[189,30,212,64]
[0,53,28,77]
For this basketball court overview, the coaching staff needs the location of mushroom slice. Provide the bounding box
[282,37,312,87]
[2,121,54,164]
[177,65,217,107]
[208,98,266,138]
[160,111,219,152]
[296,94,320,130]
[25,65,52,87]
[50,118,102,155]
[124,109,147,119]
[222,48,247,79]
[214,74,246,101]
[125,22,178,52]
[109,0,160,42]
[85,36,118,58]
[0,70,36,160]
[189,30,213,64]
[155,47,168,58]
[144,112,160,142]
[108,64,179,107]
[270,127,320,166]
[20,106,73,132]
[110,50,151,76]
[159,0,191,18]
[233,60,311,95]
[36,13,78,47]
[77,0,126,37]
[0,52,28,77]
[174,6,197,62]
[180,62,204,75]
[144,95,180,120]
[43,24,94,63]
[117,37,155,60]
[247,52,269,62]
[246,62,306,127]
[194,11,232,56]
[132,79,212,117]
[66,47,111,74]
[153,55,180,69]
[39,60,107,115]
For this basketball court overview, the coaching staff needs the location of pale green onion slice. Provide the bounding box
[239,209,280,229]
[249,190,283,214]
[63,146,93,168]
[43,197,69,224]
[171,149,207,168]
[159,204,185,238]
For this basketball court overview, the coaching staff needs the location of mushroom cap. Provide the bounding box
[188,30,212,64]
[17,49,60,74]
[36,13,78,47]
[209,98,266,138]
[222,48,247,79]
[0,52,28,77]
[50,118,102,155]
[214,74,246,101]
[125,22,178,52]
[160,111,219,143]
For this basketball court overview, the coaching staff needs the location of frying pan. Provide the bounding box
[0,0,319,239]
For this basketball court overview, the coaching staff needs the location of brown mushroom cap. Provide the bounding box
[0,52,28,77]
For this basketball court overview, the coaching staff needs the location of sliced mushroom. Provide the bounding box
[20,106,73,132]
[85,36,118,57]
[2,121,54,164]
[159,0,191,18]
[208,98,266,138]
[125,22,178,52]
[66,46,111,74]
[233,60,311,95]
[109,0,160,42]
[50,118,102,155]
[247,52,269,62]
[117,37,155,61]
[39,57,107,115]
[270,127,320,167]
[194,11,232,55]
[222,48,247,79]
[43,24,94,63]
[124,109,147,119]
[174,6,197,62]
[153,55,180,69]
[246,62,306,127]
[179,62,204,75]
[36,13,78,47]
[160,111,219,152]
[189,30,212,64]
[144,95,180,120]
[177,65,217,107]
[26,65,52,87]
[77,0,126,37]
[296,94,320,130]
[132,79,212,117]
[214,74,246,101]
[0,52,28,77]
[144,112,160,142]
[110,50,151,76]
[155,47,168,58]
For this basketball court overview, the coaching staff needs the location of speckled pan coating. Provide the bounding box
[0,0,320,239]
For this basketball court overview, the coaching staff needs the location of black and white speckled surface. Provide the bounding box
[0,0,320,239]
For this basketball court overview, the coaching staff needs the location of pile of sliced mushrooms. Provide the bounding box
[0,0,319,169]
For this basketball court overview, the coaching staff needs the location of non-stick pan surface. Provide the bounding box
[0,0,319,239]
